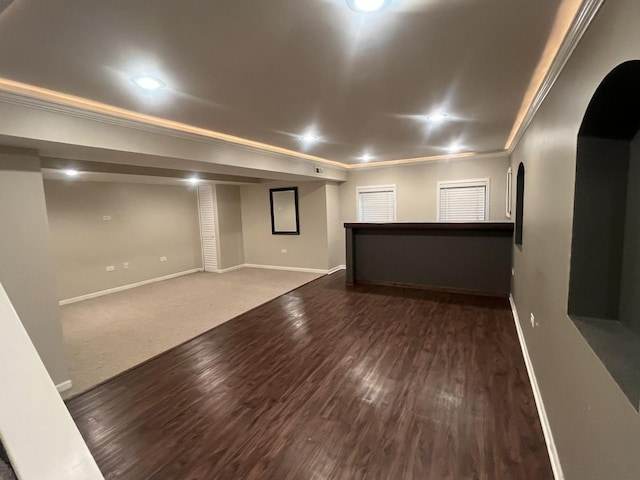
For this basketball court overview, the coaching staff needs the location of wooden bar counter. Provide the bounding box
[345,222,514,296]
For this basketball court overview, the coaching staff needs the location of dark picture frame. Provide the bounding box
[269,187,300,235]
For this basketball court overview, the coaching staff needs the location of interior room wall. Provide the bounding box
[325,183,345,268]
[619,130,640,336]
[509,0,640,476]
[339,154,511,222]
[215,184,245,270]
[240,181,329,271]
[44,179,202,300]
[0,150,69,385]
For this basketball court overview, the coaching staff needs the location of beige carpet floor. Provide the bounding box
[60,268,322,399]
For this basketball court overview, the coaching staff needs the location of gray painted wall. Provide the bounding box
[215,184,245,270]
[0,151,69,385]
[619,130,640,336]
[44,180,202,299]
[569,137,629,320]
[510,0,640,477]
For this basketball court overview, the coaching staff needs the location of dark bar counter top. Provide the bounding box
[345,222,514,296]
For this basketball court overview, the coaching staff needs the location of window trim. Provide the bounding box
[356,184,397,222]
[437,178,490,222]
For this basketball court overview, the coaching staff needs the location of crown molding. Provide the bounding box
[507,0,605,154]
[0,80,348,170]
[348,150,510,170]
[0,78,509,172]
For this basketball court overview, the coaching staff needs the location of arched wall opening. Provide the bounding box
[569,60,640,410]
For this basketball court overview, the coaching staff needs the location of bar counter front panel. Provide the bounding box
[345,223,514,296]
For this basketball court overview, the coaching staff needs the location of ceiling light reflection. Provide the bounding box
[347,0,390,13]
[131,75,166,91]
[435,386,463,408]
[282,295,311,344]
[425,112,448,124]
[350,359,388,405]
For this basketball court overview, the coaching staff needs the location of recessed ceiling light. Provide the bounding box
[347,0,390,13]
[187,177,200,184]
[425,112,448,124]
[447,144,464,153]
[300,133,319,143]
[131,75,166,91]
[64,169,79,177]
[359,153,374,162]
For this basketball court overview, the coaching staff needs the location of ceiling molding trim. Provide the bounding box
[506,0,605,154]
[0,78,510,171]
[348,150,510,170]
[0,79,348,170]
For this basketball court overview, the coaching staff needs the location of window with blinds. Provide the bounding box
[438,179,488,222]
[357,185,396,222]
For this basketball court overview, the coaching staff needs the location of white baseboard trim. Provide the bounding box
[509,295,564,480]
[214,264,245,274]
[215,264,345,275]
[59,268,204,306]
[56,380,73,393]
[243,263,328,275]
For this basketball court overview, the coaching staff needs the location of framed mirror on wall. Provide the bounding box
[270,187,300,235]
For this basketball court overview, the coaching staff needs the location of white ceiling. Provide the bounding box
[0,0,578,165]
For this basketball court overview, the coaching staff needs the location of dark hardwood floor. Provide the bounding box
[67,272,553,480]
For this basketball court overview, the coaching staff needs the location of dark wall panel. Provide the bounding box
[569,137,630,320]
[350,226,513,296]
[619,131,640,336]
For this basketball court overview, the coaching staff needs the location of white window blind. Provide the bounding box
[357,185,396,222]
[438,180,488,222]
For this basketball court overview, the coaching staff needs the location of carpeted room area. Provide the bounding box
[60,268,322,398]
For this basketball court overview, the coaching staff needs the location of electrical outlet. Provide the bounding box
[160,256,167,262]
[530,313,535,327]
[106,265,115,272]
[281,249,287,254]
[123,262,129,269]
[103,215,111,221]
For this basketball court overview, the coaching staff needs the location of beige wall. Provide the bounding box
[0,151,69,385]
[44,180,202,299]
[215,184,245,270]
[240,181,329,270]
[325,183,344,269]
[239,157,510,272]
[510,0,640,478]
[340,154,511,223]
